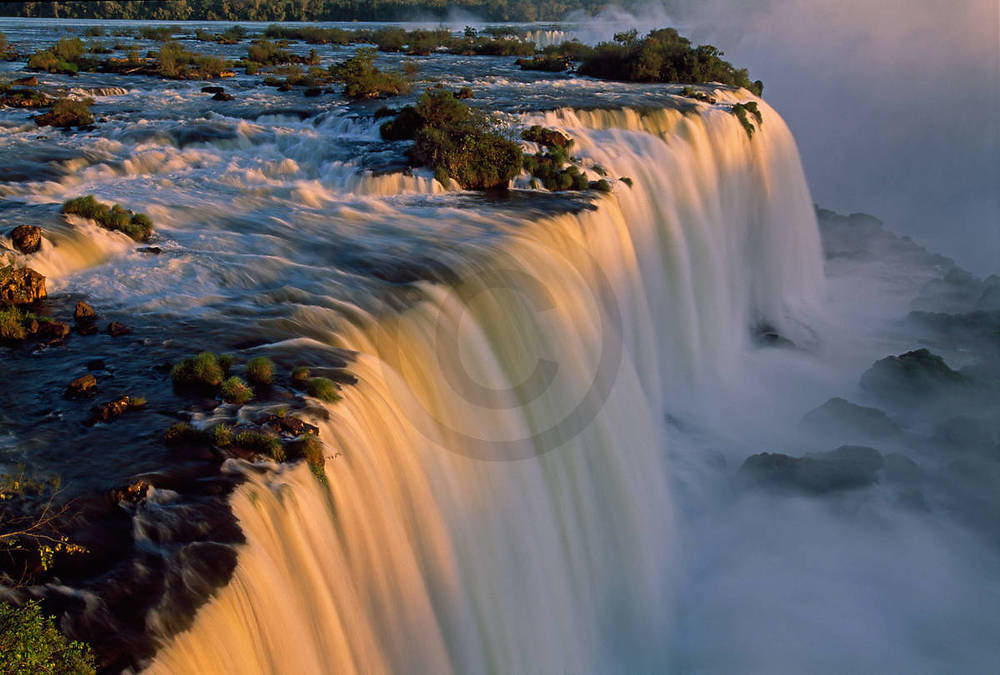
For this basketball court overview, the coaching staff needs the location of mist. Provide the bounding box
[566,0,1000,275]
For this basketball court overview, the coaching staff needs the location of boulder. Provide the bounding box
[86,359,106,371]
[801,397,901,439]
[0,267,46,305]
[304,87,322,98]
[138,246,162,255]
[74,300,97,324]
[211,92,234,101]
[201,86,225,94]
[860,348,966,402]
[89,395,143,424]
[259,413,319,439]
[66,373,98,398]
[107,321,131,337]
[739,445,884,494]
[520,125,573,149]
[33,319,70,343]
[10,225,41,254]
[13,76,38,87]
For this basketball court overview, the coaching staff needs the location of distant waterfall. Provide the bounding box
[148,93,824,674]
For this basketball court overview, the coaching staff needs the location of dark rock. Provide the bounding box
[75,322,99,336]
[66,373,98,398]
[14,76,38,87]
[87,359,107,370]
[74,300,97,324]
[259,413,319,439]
[860,348,966,402]
[520,125,572,149]
[883,453,922,484]
[89,395,143,424]
[211,92,234,101]
[801,397,901,439]
[277,83,292,92]
[109,479,151,507]
[10,225,42,254]
[304,87,322,97]
[138,246,162,255]
[753,322,795,348]
[739,445,884,494]
[107,321,131,337]
[0,266,46,305]
[201,86,225,94]
[33,319,70,343]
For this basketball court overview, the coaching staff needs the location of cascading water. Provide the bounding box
[146,98,826,673]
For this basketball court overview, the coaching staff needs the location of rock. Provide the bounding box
[211,92,234,101]
[739,445,884,494]
[860,348,966,403]
[883,453,922,484]
[109,479,151,506]
[89,395,143,424]
[304,87,322,97]
[259,413,319,439]
[10,225,42,254]
[14,76,38,87]
[74,300,97,324]
[277,83,292,92]
[520,125,573,149]
[107,321,131,337]
[201,86,225,94]
[0,266,46,305]
[138,246,162,255]
[753,322,795,348]
[86,359,106,370]
[66,373,98,398]
[33,319,70,343]
[801,397,901,439]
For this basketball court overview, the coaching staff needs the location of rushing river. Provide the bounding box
[1,19,998,674]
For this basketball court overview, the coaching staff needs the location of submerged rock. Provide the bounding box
[739,445,885,494]
[107,321,131,337]
[801,397,901,439]
[201,86,225,94]
[10,224,42,254]
[211,91,234,101]
[89,395,144,424]
[0,266,46,305]
[66,373,98,398]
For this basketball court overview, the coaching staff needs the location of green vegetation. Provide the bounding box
[680,86,717,104]
[246,39,295,65]
[220,376,254,404]
[233,430,283,460]
[211,423,233,447]
[61,195,153,241]
[163,421,211,447]
[171,351,227,390]
[288,436,326,482]
[0,305,27,341]
[35,97,94,127]
[379,88,522,190]
[27,37,88,74]
[246,357,274,386]
[306,377,341,402]
[329,48,410,100]
[731,101,763,138]
[291,366,310,388]
[0,601,95,674]
[156,40,228,79]
[578,29,763,95]
[516,55,571,72]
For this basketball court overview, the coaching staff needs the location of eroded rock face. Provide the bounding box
[10,225,42,254]
[0,267,46,305]
[801,397,901,439]
[739,445,885,494]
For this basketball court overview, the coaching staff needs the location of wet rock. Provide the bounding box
[138,246,162,255]
[521,125,572,149]
[74,300,97,324]
[0,266,46,305]
[277,83,292,92]
[753,322,795,348]
[87,359,106,371]
[89,395,144,424]
[801,397,901,439]
[739,445,884,494]
[201,86,225,94]
[211,92,234,101]
[259,413,319,439]
[109,479,151,507]
[304,87,322,97]
[14,75,38,87]
[27,318,70,344]
[10,225,42,254]
[107,321,131,337]
[860,348,966,402]
[66,373,98,398]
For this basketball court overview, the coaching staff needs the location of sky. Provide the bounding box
[570,0,1000,275]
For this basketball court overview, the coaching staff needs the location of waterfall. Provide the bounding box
[146,96,824,674]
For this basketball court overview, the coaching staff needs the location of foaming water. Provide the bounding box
[148,99,825,673]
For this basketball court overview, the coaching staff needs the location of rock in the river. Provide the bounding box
[259,413,319,439]
[201,86,225,94]
[801,397,901,439]
[211,92,234,101]
[66,373,98,398]
[89,395,144,424]
[10,225,42,254]
[860,348,966,402]
[13,76,38,87]
[0,267,46,305]
[304,87,322,97]
[739,445,885,494]
[107,321,131,337]
[74,300,96,324]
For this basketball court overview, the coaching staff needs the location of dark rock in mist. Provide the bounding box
[801,397,901,440]
[10,224,42,253]
[739,445,884,494]
[753,322,795,348]
[860,348,967,403]
[933,415,999,453]
[883,452,922,484]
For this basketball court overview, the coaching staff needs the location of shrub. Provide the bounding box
[35,97,94,128]
[306,377,340,402]
[233,430,283,460]
[156,41,227,79]
[245,357,274,386]
[247,39,295,65]
[0,306,27,341]
[731,101,763,138]
[27,38,87,74]
[0,30,7,56]
[163,422,210,447]
[330,47,410,100]
[62,195,152,241]
[515,55,570,72]
[380,88,522,191]
[290,366,310,388]
[0,600,96,674]
[220,376,253,404]
[288,436,326,482]
[171,352,226,390]
[211,423,233,447]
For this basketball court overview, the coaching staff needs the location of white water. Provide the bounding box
[147,97,825,673]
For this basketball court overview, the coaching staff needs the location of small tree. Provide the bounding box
[0,601,95,674]
[329,47,409,100]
